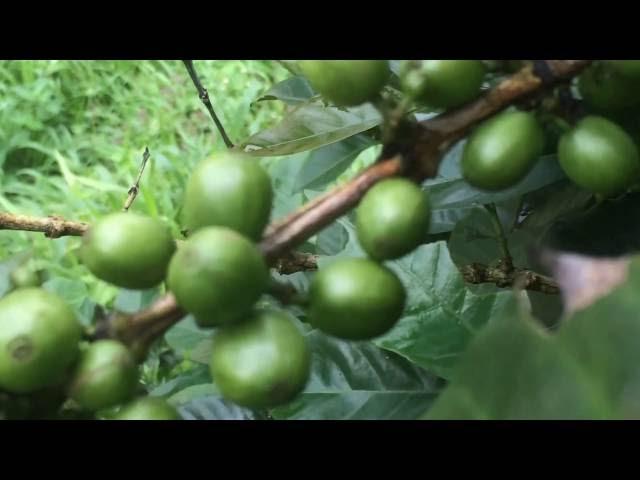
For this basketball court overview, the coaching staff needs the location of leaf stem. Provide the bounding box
[484,203,514,273]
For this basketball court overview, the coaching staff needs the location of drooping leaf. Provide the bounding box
[237,101,382,157]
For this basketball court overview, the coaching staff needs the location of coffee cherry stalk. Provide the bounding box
[0,60,595,419]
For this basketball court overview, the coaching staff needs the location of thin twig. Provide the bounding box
[182,60,234,148]
[461,263,559,295]
[0,213,88,238]
[123,147,151,212]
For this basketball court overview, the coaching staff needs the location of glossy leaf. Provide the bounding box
[270,330,441,420]
[374,241,513,380]
[237,101,382,157]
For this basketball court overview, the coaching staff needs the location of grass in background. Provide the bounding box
[0,60,289,306]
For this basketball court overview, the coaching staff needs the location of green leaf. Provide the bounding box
[374,241,513,380]
[190,338,213,364]
[424,141,567,234]
[178,395,264,420]
[254,76,315,105]
[293,134,374,193]
[42,276,95,325]
[447,206,532,268]
[429,153,565,209]
[270,330,441,420]
[557,258,640,417]
[168,384,219,405]
[149,364,212,398]
[0,253,27,297]
[164,316,213,356]
[237,101,382,157]
[316,217,349,255]
[425,296,611,420]
[113,288,162,313]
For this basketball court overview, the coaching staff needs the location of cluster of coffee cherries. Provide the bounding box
[0,284,180,419]
[4,59,638,418]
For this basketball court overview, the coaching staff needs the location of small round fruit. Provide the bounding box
[356,178,431,260]
[9,262,43,289]
[298,60,390,107]
[181,152,273,240]
[578,63,640,112]
[68,340,138,411]
[112,397,180,420]
[308,258,406,340]
[167,226,268,327]
[558,115,640,196]
[400,60,485,109]
[210,310,310,409]
[462,110,544,191]
[80,212,176,290]
[608,60,640,79]
[0,288,81,394]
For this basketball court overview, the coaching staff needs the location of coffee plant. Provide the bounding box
[3,59,640,420]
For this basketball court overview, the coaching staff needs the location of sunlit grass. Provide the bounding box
[0,60,289,303]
